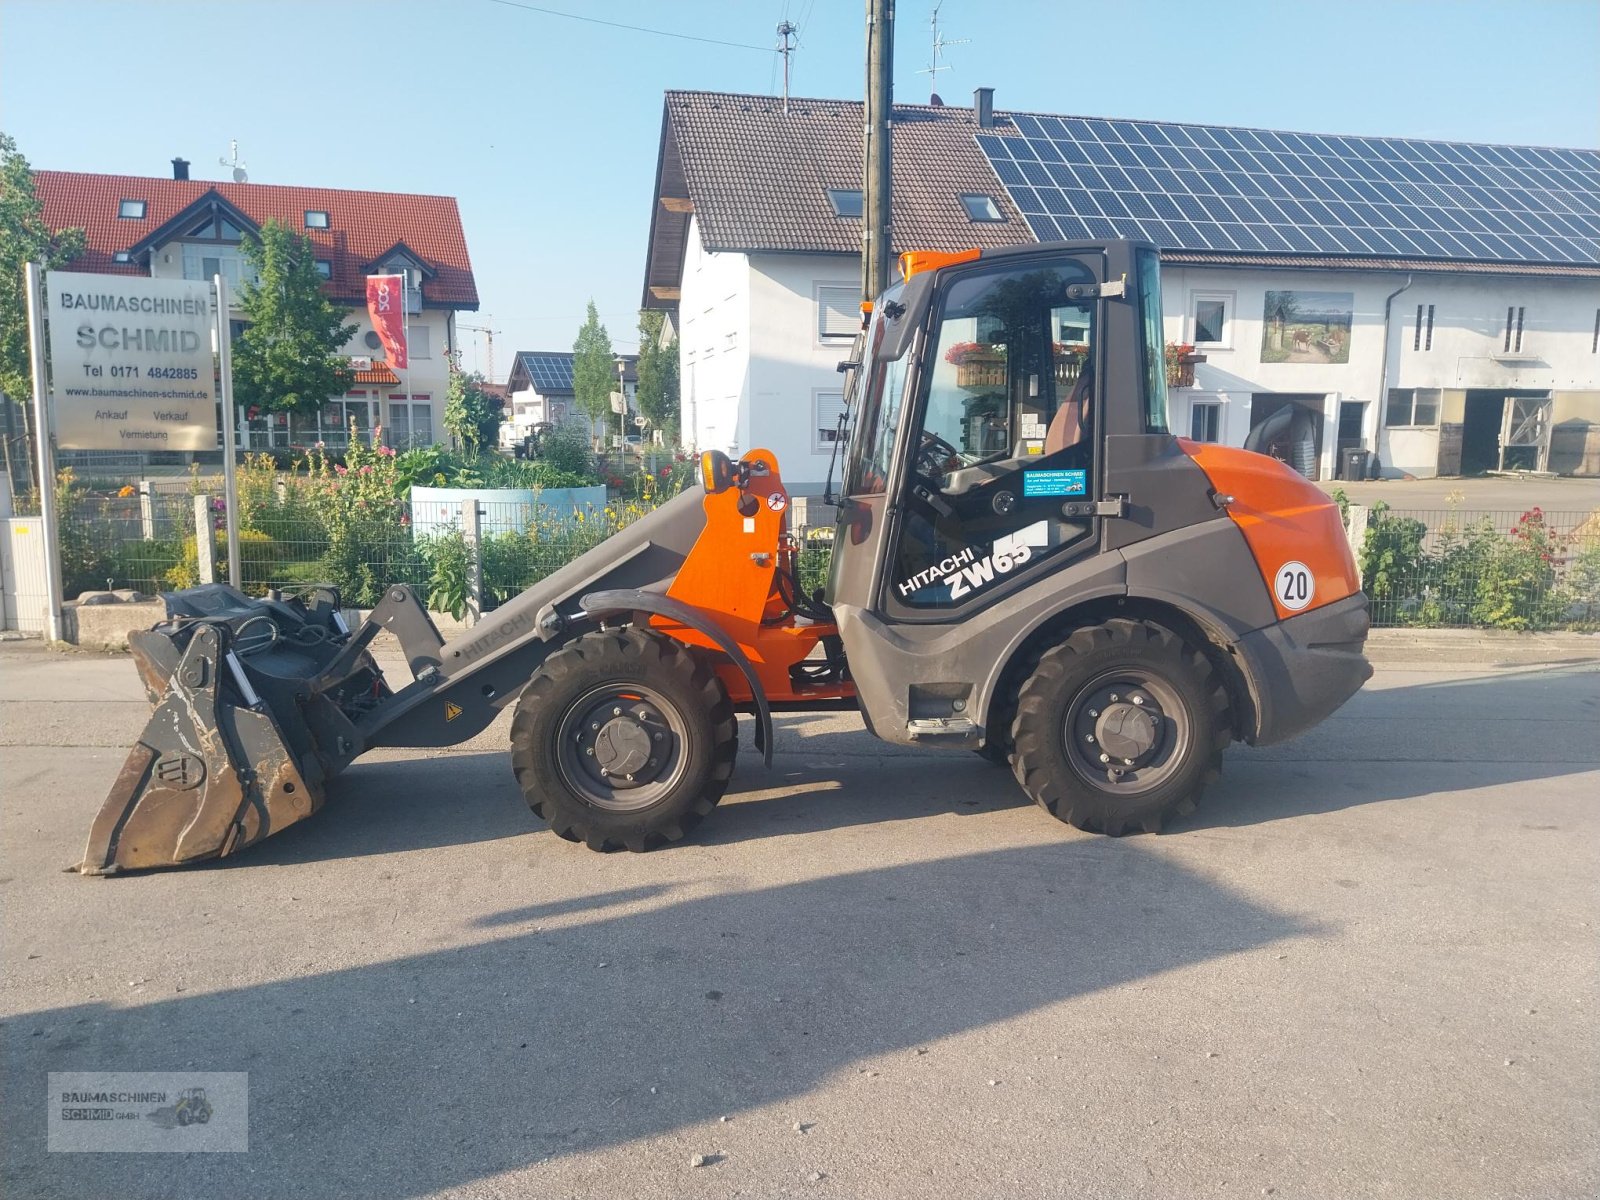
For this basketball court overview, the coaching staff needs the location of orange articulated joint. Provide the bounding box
[1177,438,1361,623]
[898,247,981,280]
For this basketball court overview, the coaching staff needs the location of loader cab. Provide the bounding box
[829,239,1171,620]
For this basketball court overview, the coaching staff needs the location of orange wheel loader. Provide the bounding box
[76,239,1369,874]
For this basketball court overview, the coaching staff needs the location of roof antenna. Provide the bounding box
[776,20,797,114]
[219,139,248,183]
[918,2,967,105]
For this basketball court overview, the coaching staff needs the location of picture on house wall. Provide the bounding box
[1260,291,1354,364]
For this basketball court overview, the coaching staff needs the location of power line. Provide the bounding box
[480,0,770,52]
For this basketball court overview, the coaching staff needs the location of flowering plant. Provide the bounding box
[943,341,1005,365]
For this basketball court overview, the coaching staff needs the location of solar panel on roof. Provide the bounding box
[973,116,1599,264]
[521,353,575,392]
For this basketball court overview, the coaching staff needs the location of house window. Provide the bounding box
[814,390,847,454]
[113,251,132,264]
[304,210,329,229]
[817,284,859,342]
[387,396,434,449]
[1413,303,1436,351]
[1190,292,1232,348]
[1504,306,1526,352]
[118,199,146,219]
[410,325,431,359]
[826,188,864,218]
[1385,388,1440,428]
[182,244,255,287]
[314,260,332,279]
[959,193,1004,222]
[1189,402,1221,443]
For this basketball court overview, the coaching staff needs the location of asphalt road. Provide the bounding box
[2,642,1596,1199]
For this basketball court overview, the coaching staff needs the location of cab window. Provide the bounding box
[888,256,1100,612]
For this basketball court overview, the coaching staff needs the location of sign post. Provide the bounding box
[24,262,64,642]
[213,275,241,587]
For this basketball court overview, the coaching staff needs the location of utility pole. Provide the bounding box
[862,0,895,309]
[776,20,797,114]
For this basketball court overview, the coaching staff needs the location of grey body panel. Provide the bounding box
[1119,516,1277,640]
[1100,434,1230,550]
[1233,592,1371,745]
[834,549,1127,746]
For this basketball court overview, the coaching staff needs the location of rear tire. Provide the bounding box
[1010,619,1229,835]
[510,629,738,851]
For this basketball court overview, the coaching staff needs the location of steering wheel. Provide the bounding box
[915,430,962,482]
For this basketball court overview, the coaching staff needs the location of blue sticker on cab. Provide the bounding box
[1022,469,1087,497]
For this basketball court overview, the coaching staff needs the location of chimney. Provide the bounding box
[171,157,190,181]
[974,87,994,129]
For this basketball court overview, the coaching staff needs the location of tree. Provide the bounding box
[1264,290,1300,351]
[635,309,680,442]
[233,219,357,415]
[571,300,616,430]
[442,360,503,454]
[0,132,86,489]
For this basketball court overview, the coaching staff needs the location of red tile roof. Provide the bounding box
[34,171,479,308]
[352,364,401,386]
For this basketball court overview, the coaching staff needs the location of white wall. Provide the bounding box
[1162,265,1600,478]
[747,252,862,491]
[676,242,1600,486]
[679,216,750,458]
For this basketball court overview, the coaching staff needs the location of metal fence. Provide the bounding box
[40,486,1600,633]
[1355,506,1600,630]
[46,485,667,619]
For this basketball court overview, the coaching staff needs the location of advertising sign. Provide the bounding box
[365,275,407,369]
[46,272,217,451]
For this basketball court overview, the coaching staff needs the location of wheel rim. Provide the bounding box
[554,682,690,813]
[1062,668,1191,797]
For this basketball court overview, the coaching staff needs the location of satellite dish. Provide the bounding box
[232,167,248,183]
[364,331,383,350]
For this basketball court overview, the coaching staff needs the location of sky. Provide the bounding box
[2,0,1596,378]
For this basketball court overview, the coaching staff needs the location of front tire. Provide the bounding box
[510,629,738,851]
[1010,619,1229,835]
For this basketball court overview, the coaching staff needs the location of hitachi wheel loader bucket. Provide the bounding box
[76,585,384,875]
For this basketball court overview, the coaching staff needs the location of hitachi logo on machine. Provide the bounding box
[897,547,978,596]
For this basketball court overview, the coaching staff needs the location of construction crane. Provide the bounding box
[458,318,503,383]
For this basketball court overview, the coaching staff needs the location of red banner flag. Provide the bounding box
[365,274,407,370]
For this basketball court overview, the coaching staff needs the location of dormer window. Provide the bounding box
[959,193,1004,222]
[826,188,864,218]
[118,199,146,219]
[304,210,329,229]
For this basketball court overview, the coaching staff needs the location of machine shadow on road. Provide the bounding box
[3,840,1316,1200]
[703,663,1600,845]
[187,663,1600,868]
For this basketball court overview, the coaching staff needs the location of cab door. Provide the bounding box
[879,250,1109,620]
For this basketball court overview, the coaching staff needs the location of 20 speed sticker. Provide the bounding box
[1273,561,1314,611]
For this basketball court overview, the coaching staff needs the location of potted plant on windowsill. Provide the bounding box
[1164,342,1206,388]
[945,341,1007,389]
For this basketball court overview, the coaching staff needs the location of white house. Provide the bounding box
[501,351,639,450]
[642,90,1600,487]
[36,161,480,460]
